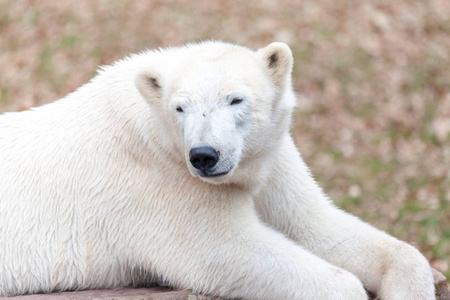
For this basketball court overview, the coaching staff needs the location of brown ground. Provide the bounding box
[0,0,449,279]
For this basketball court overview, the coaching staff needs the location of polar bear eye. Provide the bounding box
[176,106,184,113]
[230,98,243,105]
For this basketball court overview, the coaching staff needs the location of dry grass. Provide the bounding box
[1,0,449,279]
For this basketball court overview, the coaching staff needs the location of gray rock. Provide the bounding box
[433,268,450,300]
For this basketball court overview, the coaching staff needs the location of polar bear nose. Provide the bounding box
[189,147,219,171]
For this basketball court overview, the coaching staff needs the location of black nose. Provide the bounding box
[189,147,219,171]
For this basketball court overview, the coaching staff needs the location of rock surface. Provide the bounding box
[0,287,224,300]
[2,269,448,300]
[434,269,450,300]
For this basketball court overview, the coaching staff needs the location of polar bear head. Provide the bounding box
[135,42,296,185]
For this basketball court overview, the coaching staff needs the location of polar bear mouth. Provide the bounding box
[202,170,230,178]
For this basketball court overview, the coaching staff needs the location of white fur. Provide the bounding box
[0,41,435,299]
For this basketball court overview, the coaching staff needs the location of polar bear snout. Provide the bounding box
[189,146,219,172]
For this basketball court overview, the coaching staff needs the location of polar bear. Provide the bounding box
[0,41,435,299]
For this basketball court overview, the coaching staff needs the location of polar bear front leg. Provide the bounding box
[156,219,366,300]
[127,202,367,300]
[255,135,435,299]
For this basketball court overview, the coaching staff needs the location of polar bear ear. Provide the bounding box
[135,69,163,103]
[257,42,293,90]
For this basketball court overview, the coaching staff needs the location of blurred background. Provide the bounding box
[0,0,449,279]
